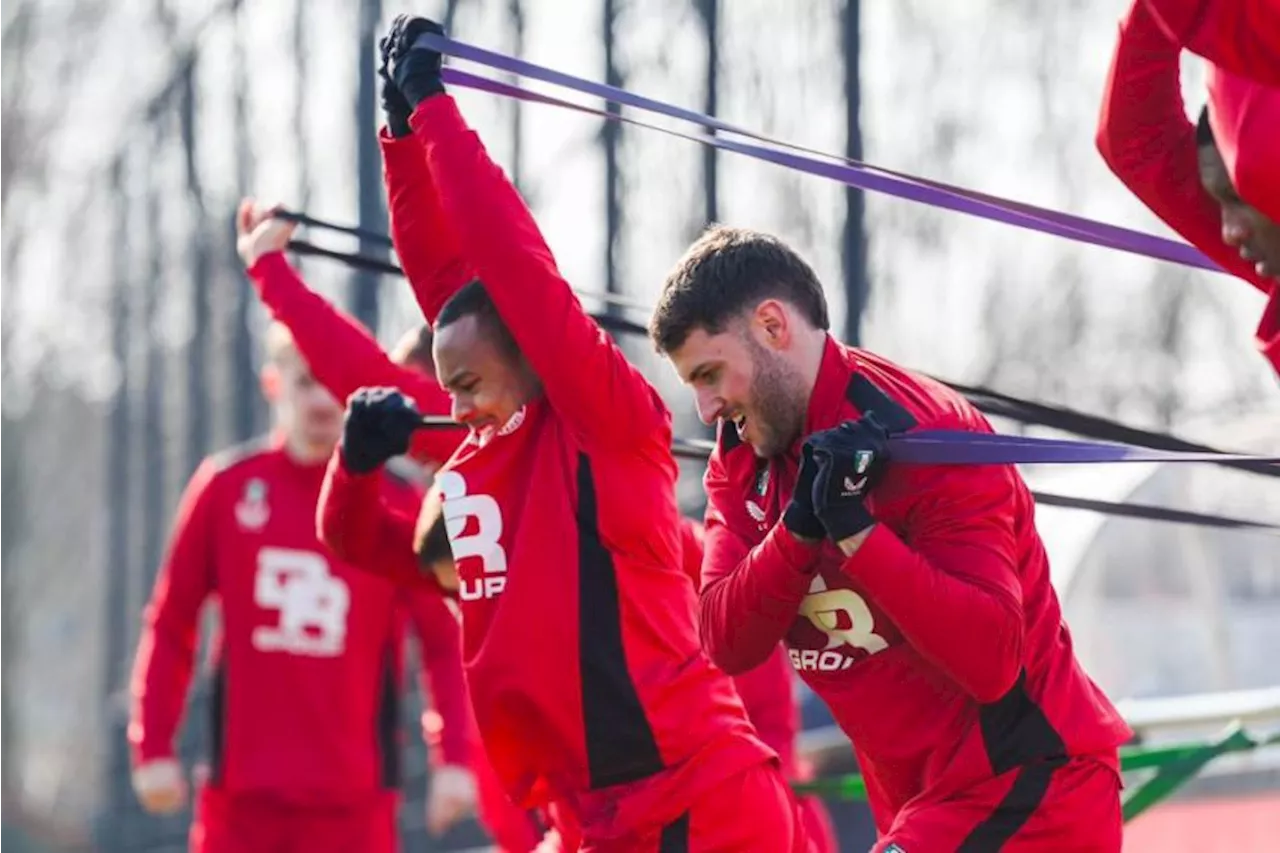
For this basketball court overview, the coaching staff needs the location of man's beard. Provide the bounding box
[746,338,805,458]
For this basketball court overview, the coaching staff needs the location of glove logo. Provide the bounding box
[252,548,350,656]
[437,471,509,602]
[789,575,890,671]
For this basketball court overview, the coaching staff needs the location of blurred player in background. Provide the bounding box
[1097,0,1280,377]
[127,313,478,851]
[232,200,546,852]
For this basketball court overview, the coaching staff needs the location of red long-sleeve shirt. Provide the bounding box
[128,435,470,806]
[317,446,444,591]
[679,519,799,778]
[247,251,461,467]
[1143,0,1280,85]
[699,338,1132,833]
[380,93,773,841]
[1097,0,1280,374]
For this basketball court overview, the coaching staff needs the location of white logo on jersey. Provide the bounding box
[745,499,767,524]
[437,471,509,602]
[235,478,270,530]
[790,575,888,671]
[252,547,350,656]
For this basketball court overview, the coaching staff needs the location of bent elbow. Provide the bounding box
[698,593,764,676]
[968,626,1025,705]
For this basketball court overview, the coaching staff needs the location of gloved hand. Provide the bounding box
[378,45,414,137]
[425,763,478,837]
[342,387,423,474]
[380,15,447,110]
[131,757,187,815]
[807,413,892,542]
[782,443,826,541]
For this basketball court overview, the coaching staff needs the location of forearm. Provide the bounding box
[128,623,196,763]
[700,524,819,674]
[248,252,418,402]
[840,525,1023,702]
[380,130,472,325]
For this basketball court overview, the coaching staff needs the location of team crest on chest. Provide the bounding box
[235,478,270,531]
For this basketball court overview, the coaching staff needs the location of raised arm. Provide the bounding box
[698,451,821,675]
[129,460,217,772]
[410,93,669,449]
[1095,0,1274,294]
[247,252,461,466]
[1143,0,1280,85]
[381,130,474,326]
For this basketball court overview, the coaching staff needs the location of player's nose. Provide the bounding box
[451,395,475,424]
[694,389,721,427]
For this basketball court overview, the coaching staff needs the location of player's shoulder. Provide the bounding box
[842,346,989,434]
[201,435,280,483]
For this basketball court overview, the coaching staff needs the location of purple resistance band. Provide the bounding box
[423,35,1220,272]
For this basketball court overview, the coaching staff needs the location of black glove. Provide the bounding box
[807,413,892,542]
[378,47,414,138]
[782,443,826,541]
[380,15,447,110]
[342,387,423,474]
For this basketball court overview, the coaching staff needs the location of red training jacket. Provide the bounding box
[1143,0,1280,85]
[699,338,1132,834]
[129,434,470,806]
[247,251,462,467]
[1097,0,1280,375]
[679,519,799,778]
[368,94,775,841]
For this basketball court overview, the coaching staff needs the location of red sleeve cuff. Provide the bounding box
[246,251,291,297]
[772,526,824,583]
[838,523,912,592]
[380,126,425,167]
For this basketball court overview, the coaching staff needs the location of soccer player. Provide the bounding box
[649,225,1133,851]
[127,320,478,852]
[678,520,838,853]
[235,200,546,852]
[1097,0,1280,377]
[322,15,810,851]
[1142,0,1280,85]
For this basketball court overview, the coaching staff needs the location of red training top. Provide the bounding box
[1143,0,1280,85]
[129,434,470,806]
[680,518,799,778]
[1097,0,1280,375]
[699,338,1132,834]
[356,94,775,841]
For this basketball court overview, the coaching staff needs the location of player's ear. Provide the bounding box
[260,363,282,403]
[752,299,791,351]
